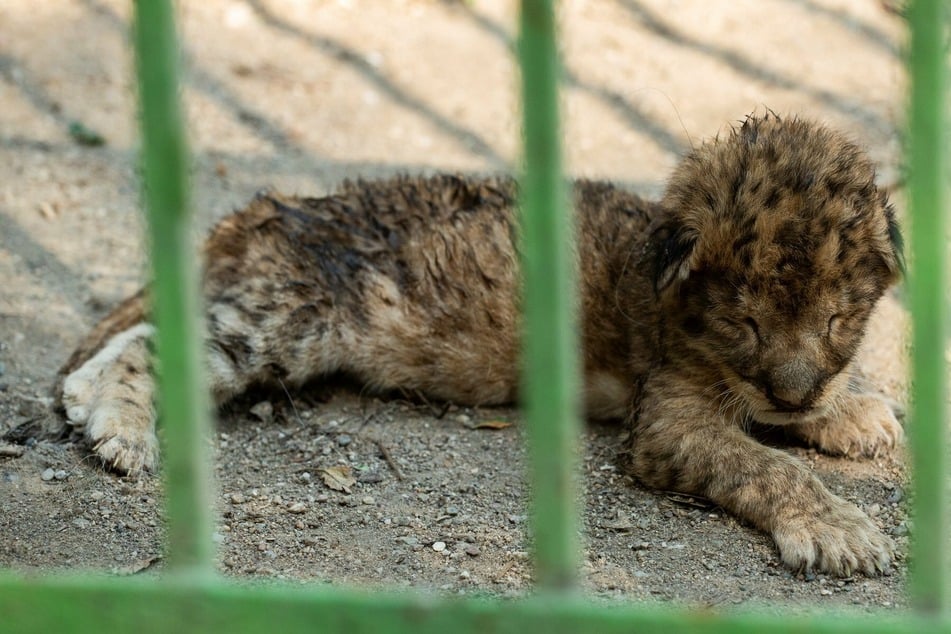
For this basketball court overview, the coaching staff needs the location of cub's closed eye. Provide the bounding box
[714,316,760,341]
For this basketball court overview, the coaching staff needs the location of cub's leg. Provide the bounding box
[788,376,904,459]
[623,369,894,576]
[57,310,263,474]
[58,294,323,473]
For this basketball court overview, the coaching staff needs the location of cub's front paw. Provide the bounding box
[772,497,894,576]
[795,392,903,458]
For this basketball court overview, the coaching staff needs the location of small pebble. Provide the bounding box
[891,522,909,537]
[464,544,480,557]
[432,541,447,552]
[445,506,459,516]
[0,442,24,458]
[287,502,307,514]
[230,493,246,504]
[41,468,55,482]
[39,202,59,220]
[361,496,375,505]
[337,434,352,447]
[249,401,273,422]
[887,487,904,504]
[53,470,68,480]
[358,471,384,484]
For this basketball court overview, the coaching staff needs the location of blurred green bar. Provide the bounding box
[4,575,951,634]
[907,0,948,616]
[518,0,580,591]
[133,0,214,573]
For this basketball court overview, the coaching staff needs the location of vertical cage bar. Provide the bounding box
[907,0,948,615]
[518,0,580,590]
[133,0,214,572]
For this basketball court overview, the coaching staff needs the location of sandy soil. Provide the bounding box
[0,0,921,613]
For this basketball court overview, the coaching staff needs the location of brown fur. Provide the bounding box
[55,114,903,576]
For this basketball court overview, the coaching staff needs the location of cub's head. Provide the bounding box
[650,114,902,424]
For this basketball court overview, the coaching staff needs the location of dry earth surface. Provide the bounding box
[0,0,928,615]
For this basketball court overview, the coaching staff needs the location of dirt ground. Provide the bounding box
[0,0,924,614]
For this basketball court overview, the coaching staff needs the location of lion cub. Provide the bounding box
[55,114,903,577]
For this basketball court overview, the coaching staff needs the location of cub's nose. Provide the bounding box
[767,358,821,410]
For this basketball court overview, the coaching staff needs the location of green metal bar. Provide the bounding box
[518,0,580,591]
[0,575,949,634]
[907,0,948,616]
[133,0,214,573]
[2,3,941,633]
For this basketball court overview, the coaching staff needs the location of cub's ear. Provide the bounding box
[883,202,905,281]
[649,220,699,294]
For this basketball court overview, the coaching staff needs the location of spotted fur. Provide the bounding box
[55,114,903,576]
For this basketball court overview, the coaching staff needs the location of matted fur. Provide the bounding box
[55,114,903,576]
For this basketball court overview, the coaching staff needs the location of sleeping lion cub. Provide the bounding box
[55,114,903,577]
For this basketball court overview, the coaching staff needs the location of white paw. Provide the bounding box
[62,324,155,430]
[60,324,158,474]
[87,405,159,474]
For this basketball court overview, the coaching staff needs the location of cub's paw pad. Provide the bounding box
[773,501,894,576]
